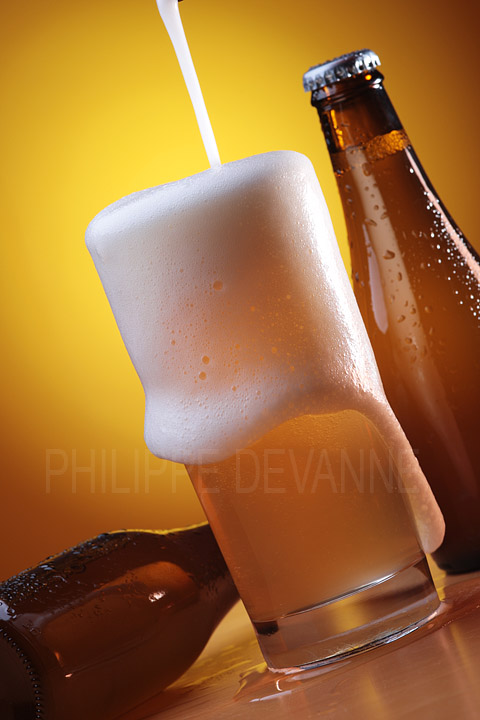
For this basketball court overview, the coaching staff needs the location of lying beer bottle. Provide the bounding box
[304,49,480,573]
[0,524,238,719]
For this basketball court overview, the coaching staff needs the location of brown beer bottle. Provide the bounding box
[0,524,238,720]
[304,50,480,573]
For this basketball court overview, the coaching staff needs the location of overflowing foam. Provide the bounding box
[86,150,444,553]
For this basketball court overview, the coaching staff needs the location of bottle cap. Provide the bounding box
[303,49,381,92]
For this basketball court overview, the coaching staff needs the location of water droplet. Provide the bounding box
[171,339,176,345]
[271,347,278,354]
[231,386,237,392]
[397,315,406,323]
[202,356,210,365]
[213,280,223,291]
[365,218,377,227]
[397,272,403,281]
[405,337,413,345]
[383,250,395,260]
[199,372,207,380]
[424,306,432,314]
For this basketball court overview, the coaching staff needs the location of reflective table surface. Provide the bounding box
[120,562,480,720]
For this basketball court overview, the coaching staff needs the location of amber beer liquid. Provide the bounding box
[305,50,480,573]
[188,411,426,618]
[187,409,437,668]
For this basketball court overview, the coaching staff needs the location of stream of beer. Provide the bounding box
[156,0,221,167]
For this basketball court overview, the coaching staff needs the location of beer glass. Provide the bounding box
[86,150,442,668]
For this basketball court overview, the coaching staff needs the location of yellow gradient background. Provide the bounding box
[1,0,478,578]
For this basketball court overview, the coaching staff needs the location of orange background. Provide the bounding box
[1,0,479,579]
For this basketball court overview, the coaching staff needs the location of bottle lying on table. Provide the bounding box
[0,524,238,720]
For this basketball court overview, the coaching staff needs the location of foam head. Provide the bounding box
[86,150,444,552]
[86,152,381,462]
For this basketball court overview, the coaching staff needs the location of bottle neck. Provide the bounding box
[311,70,404,155]
[166,524,234,590]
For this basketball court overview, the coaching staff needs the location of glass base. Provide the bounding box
[254,556,439,669]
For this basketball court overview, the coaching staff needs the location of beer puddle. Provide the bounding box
[234,572,480,706]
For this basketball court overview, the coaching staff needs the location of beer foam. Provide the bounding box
[86,151,444,553]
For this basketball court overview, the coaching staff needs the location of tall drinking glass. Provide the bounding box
[86,151,442,668]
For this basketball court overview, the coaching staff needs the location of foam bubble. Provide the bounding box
[86,151,444,553]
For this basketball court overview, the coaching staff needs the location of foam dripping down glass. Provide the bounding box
[86,150,444,669]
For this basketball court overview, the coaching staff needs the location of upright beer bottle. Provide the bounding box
[304,49,480,572]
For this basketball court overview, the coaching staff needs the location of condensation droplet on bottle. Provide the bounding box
[397,272,403,281]
[362,163,371,176]
[199,372,207,380]
[213,280,223,291]
[202,356,210,365]
[405,337,413,345]
[397,315,406,323]
[383,250,395,260]
[425,306,432,314]
[365,218,377,227]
